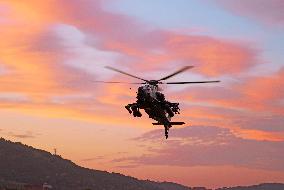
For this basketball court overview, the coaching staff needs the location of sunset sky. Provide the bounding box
[0,0,284,188]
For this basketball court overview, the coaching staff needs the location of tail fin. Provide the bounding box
[152,122,185,125]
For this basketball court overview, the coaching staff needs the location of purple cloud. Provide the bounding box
[81,155,106,162]
[0,93,30,104]
[120,126,284,171]
[8,131,37,139]
[214,0,284,27]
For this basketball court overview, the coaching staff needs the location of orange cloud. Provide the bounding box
[175,67,284,114]
[0,0,269,131]
[177,104,284,142]
[241,68,284,109]
[3,1,258,75]
[163,33,257,76]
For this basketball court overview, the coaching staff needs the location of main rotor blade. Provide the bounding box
[91,81,144,84]
[158,66,194,81]
[105,66,149,82]
[165,80,220,84]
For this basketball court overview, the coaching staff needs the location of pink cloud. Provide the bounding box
[0,0,269,126]
[174,67,284,116]
[4,1,258,76]
[117,126,284,171]
[214,0,284,26]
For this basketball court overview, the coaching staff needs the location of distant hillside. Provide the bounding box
[0,138,194,190]
[0,138,283,190]
[216,183,284,190]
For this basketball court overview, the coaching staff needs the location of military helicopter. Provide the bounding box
[96,66,220,139]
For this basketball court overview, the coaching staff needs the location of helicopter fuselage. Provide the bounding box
[140,84,158,99]
[125,84,182,138]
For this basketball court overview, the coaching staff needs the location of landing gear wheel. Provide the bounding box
[125,105,132,114]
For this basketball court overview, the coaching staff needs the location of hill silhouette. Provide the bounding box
[0,138,195,190]
[216,183,284,190]
[0,138,283,190]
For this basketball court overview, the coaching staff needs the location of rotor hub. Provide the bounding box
[148,80,159,85]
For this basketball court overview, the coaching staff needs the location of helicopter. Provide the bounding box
[96,66,220,139]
